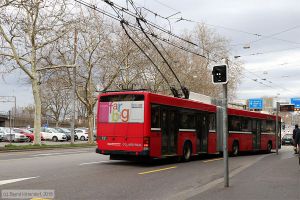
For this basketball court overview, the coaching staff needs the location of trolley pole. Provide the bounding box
[223,60,229,187]
[275,102,279,155]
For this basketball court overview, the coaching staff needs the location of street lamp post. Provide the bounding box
[276,102,280,155]
[70,66,76,145]
[9,110,12,144]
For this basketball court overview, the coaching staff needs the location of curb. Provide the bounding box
[0,145,96,153]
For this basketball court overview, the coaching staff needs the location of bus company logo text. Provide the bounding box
[107,142,141,147]
[109,102,130,122]
[131,103,143,108]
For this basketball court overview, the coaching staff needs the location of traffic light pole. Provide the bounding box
[223,59,229,187]
[212,60,229,187]
[223,83,229,187]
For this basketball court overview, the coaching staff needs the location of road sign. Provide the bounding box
[280,104,294,112]
[249,98,263,109]
[291,98,300,108]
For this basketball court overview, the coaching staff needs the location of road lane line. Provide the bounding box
[31,153,63,157]
[79,161,110,166]
[31,151,90,157]
[0,176,39,186]
[138,166,177,175]
[203,158,223,163]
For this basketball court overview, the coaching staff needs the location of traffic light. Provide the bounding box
[212,65,228,84]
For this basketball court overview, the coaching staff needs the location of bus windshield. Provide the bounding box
[99,94,144,123]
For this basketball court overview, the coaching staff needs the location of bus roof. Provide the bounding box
[98,91,279,120]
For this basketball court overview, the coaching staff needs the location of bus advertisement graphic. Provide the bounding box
[99,101,144,123]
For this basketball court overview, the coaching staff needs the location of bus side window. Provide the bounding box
[261,120,267,132]
[151,105,160,128]
[180,111,195,129]
[229,116,241,131]
[241,117,251,132]
[266,120,275,133]
[209,113,216,131]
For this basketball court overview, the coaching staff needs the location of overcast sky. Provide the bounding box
[1,0,300,111]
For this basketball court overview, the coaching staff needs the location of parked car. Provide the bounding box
[0,127,27,142]
[13,128,33,142]
[0,128,4,141]
[282,134,293,145]
[25,128,46,141]
[41,127,67,142]
[75,128,89,141]
[54,128,71,141]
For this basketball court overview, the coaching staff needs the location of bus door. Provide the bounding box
[196,113,209,153]
[252,119,261,150]
[161,109,178,155]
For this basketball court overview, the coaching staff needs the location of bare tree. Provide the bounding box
[0,0,72,144]
[42,7,116,144]
[41,73,72,126]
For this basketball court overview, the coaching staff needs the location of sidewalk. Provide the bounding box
[190,148,300,200]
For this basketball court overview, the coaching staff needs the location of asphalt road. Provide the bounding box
[0,146,295,200]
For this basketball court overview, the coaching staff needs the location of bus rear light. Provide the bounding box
[143,137,150,150]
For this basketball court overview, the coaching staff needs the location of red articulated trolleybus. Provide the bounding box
[96,91,280,161]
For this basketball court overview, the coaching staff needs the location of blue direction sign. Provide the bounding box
[249,98,263,109]
[291,98,300,108]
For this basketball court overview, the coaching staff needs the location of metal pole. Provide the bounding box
[9,110,12,144]
[71,29,78,145]
[276,102,279,155]
[14,96,16,128]
[71,67,76,145]
[223,59,229,187]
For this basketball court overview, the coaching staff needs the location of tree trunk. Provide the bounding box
[32,78,42,145]
[87,111,94,144]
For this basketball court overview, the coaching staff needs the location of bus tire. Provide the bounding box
[182,141,192,162]
[267,141,272,153]
[232,141,239,157]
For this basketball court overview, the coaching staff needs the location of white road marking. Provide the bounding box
[31,153,62,157]
[31,150,91,157]
[79,161,111,166]
[0,176,39,186]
